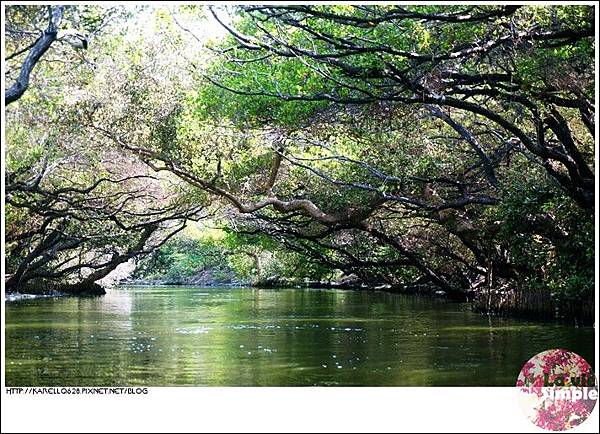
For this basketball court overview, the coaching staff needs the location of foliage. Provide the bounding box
[3,5,595,322]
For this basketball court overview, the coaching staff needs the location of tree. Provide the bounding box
[5,112,207,293]
[4,5,593,320]
[108,4,590,316]
[4,5,207,294]
[206,5,594,209]
[4,5,123,105]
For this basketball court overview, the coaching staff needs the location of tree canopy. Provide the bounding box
[4,5,595,320]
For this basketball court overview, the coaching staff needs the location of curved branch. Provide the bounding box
[5,6,64,105]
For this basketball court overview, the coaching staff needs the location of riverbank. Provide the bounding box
[6,276,593,326]
[120,275,452,298]
[4,281,106,298]
[5,291,65,302]
[121,275,593,325]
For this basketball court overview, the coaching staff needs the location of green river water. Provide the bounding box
[4,286,595,386]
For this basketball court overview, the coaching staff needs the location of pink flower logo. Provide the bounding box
[517,349,597,431]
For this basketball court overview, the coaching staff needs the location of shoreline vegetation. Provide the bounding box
[5,5,595,328]
[6,275,593,325]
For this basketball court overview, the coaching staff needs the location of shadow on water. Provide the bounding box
[4,286,595,386]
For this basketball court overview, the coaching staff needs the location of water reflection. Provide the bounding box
[5,286,595,386]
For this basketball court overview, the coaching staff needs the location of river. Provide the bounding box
[4,286,595,386]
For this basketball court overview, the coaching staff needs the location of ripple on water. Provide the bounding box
[175,326,212,334]
[230,325,261,330]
